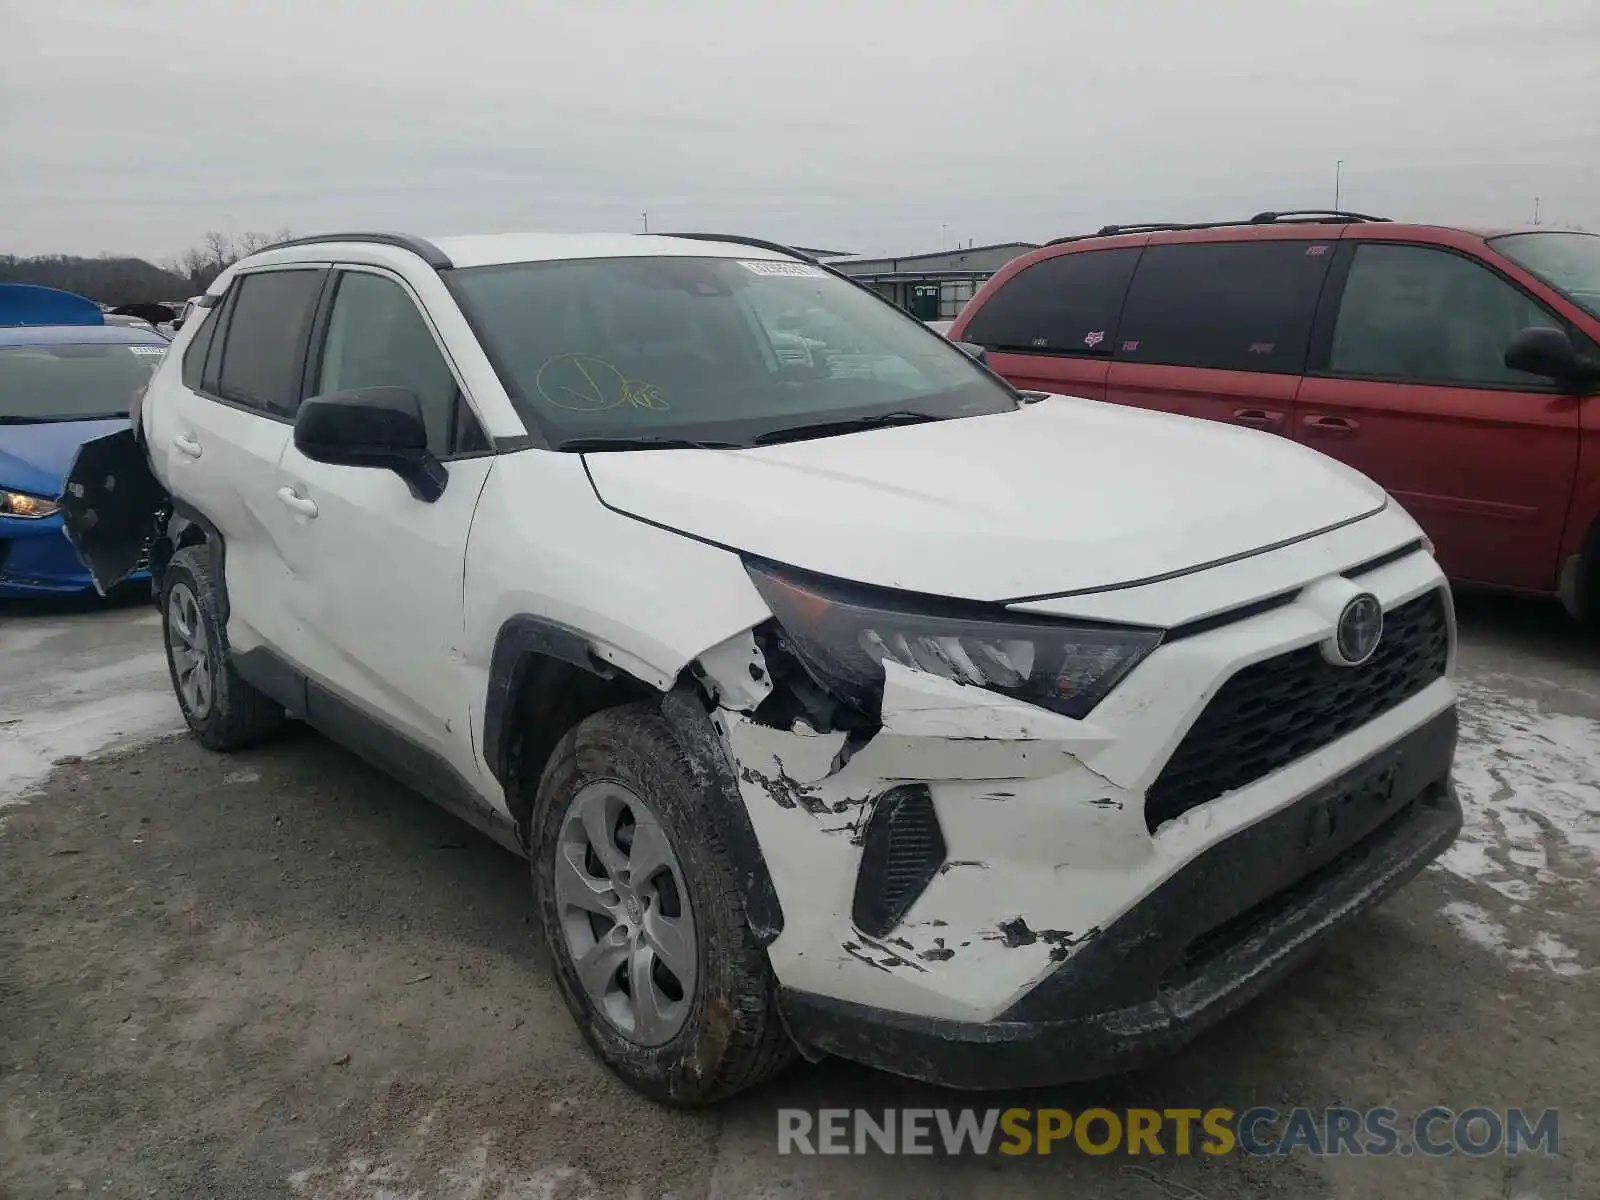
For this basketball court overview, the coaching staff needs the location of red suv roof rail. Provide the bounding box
[1045,210,1391,246]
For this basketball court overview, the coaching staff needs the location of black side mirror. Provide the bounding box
[168,318,184,332]
[294,386,447,502]
[1505,326,1600,389]
[954,340,988,364]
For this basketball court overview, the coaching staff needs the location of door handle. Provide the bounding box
[1301,414,1360,439]
[1232,408,1284,430]
[276,486,319,519]
[172,433,203,459]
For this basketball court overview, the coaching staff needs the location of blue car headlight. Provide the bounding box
[1,489,60,519]
[745,561,1162,720]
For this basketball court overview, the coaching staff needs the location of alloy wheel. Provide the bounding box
[554,780,698,1047]
[166,581,215,720]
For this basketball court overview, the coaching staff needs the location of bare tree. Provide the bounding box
[235,230,275,255]
[167,229,294,290]
[202,230,236,273]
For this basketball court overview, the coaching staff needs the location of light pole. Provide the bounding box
[940,224,949,251]
[642,212,649,233]
[1334,160,1343,211]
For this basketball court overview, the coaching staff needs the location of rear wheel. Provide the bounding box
[161,545,284,750]
[531,703,794,1105]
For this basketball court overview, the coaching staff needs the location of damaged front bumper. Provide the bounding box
[778,713,1460,1089]
[712,544,1459,1087]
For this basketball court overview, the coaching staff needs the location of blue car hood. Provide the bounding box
[0,418,128,497]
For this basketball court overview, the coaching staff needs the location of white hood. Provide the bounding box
[583,396,1387,602]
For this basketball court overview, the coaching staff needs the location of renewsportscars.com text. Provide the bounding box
[777,1107,1560,1158]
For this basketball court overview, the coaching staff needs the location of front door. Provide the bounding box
[1295,241,1581,591]
[268,266,497,793]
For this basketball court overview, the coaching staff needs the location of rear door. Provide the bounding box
[268,265,495,789]
[956,246,1141,400]
[1106,237,1337,436]
[152,266,327,649]
[1295,240,1581,591]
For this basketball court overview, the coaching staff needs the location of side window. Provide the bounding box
[180,301,221,391]
[1329,244,1565,388]
[1115,241,1334,373]
[962,248,1140,353]
[314,271,475,456]
[214,270,325,417]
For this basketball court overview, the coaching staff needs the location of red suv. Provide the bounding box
[949,212,1600,623]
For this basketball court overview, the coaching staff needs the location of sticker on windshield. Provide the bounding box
[739,260,826,278]
[129,345,167,356]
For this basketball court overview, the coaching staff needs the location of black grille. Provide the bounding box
[1145,588,1450,832]
[852,785,947,937]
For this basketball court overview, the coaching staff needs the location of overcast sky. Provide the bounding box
[3,0,1597,262]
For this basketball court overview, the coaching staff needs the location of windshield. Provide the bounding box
[0,341,167,423]
[449,255,1015,448]
[1489,232,1600,322]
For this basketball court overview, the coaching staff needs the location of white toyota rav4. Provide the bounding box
[63,231,1461,1104]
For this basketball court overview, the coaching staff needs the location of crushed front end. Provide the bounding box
[703,532,1460,1089]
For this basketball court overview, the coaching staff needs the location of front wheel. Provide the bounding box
[161,545,284,751]
[531,703,794,1105]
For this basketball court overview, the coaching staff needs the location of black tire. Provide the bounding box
[1580,545,1600,634]
[532,702,795,1105]
[160,544,284,751]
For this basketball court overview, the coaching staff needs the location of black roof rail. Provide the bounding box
[1095,222,1190,236]
[656,232,819,264]
[251,232,454,270]
[1045,209,1394,246]
[1248,209,1390,224]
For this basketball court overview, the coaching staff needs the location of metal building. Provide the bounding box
[826,243,1038,320]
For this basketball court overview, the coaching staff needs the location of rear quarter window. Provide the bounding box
[180,302,222,391]
[1115,240,1335,373]
[214,269,325,417]
[962,248,1140,354]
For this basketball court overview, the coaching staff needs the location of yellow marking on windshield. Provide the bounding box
[535,354,668,412]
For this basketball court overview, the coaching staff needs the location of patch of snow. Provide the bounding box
[1433,678,1599,976]
[0,620,74,658]
[0,689,183,809]
[224,769,262,785]
[1442,678,1600,892]
[291,1132,602,1200]
[1439,901,1585,977]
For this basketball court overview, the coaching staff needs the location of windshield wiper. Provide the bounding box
[752,410,943,445]
[559,434,746,452]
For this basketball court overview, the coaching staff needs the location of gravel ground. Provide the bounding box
[1,590,1596,1199]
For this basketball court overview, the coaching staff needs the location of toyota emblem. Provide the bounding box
[1325,593,1384,667]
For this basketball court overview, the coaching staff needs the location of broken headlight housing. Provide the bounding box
[746,561,1163,720]
[1,489,60,519]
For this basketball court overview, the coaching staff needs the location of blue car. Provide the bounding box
[1,287,170,598]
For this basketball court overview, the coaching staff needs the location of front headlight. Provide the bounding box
[1,490,59,519]
[745,561,1163,720]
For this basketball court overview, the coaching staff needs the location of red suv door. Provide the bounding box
[1295,238,1582,592]
[1104,234,1337,435]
